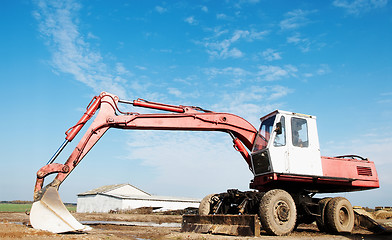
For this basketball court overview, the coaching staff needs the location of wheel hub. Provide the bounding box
[275,201,290,222]
[339,207,349,226]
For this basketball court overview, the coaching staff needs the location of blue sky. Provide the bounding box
[1,0,391,208]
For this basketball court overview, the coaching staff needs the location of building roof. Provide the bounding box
[77,183,201,203]
[77,183,150,196]
[100,193,201,203]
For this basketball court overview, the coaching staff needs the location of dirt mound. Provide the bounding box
[374,210,392,219]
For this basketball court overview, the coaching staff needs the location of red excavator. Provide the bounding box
[30,92,379,236]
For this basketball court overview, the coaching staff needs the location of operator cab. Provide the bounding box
[251,110,323,177]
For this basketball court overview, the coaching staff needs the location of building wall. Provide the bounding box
[77,195,200,213]
[77,184,201,213]
[121,198,200,212]
[77,194,122,213]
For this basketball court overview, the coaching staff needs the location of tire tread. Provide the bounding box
[199,194,215,215]
[325,197,354,233]
[259,189,296,236]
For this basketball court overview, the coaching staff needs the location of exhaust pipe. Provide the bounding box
[29,186,91,233]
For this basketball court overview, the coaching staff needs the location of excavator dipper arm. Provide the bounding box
[30,92,257,233]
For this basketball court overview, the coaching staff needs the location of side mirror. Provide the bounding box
[275,122,282,135]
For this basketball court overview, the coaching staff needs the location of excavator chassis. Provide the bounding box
[181,189,390,236]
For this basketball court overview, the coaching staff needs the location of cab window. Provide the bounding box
[253,115,276,152]
[273,116,286,147]
[291,117,309,147]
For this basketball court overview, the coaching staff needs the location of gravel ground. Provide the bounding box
[0,212,390,240]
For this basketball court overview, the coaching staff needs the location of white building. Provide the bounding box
[76,183,201,213]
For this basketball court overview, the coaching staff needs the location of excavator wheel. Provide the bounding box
[199,194,215,215]
[316,197,332,232]
[325,197,354,233]
[259,189,297,236]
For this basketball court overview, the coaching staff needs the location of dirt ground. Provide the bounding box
[0,212,390,240]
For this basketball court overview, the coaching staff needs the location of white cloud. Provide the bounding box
[206,66,246,75]
[135,65,147,71]
[211,28,229,38]
[380,92,392,96]
[185,16,198,25]
[201,6,208,13]
[262,48,282,61]
[302,64,331,79]
[216,13,229,20]
[204,64,300,84]
[116,63,132,76]
[280,9,319,52]
[222,47,243,58]
[287,33,301,44]
[167,87,183,98]
[234,0,260,8]
[280,9,316,30]
[257,65,298,81]
[268,85,294,101]
[201,29,268,59]
[332,0,388,15]
[316,64,330,75]
[377,92,392,104]
[34,0,127,98]
[158,48,173,53]
[204,40,243,59]
[173,75,198,86]
[210,85,293,126]
[87,32,99,40]
[248,29,269,40]
[287,32,311,52]
[203,67,250,85]
[155,6,167,14]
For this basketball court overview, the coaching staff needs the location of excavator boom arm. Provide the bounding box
[34,92,257,200]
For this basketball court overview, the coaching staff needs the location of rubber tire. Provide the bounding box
[315,197,332,232]
[199,194,215,215]
[259,189,297,236]
[325,197,354,233]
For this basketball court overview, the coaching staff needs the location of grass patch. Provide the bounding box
[0,203,32,212]
[0,203,76,212]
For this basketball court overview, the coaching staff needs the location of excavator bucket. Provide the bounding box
[29,186,91,233]
[181,214,261,237]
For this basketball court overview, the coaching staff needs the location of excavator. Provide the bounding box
[30,92,380,236]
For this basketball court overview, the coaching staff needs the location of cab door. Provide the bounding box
[267,115,290,173]
[286,116,322,176]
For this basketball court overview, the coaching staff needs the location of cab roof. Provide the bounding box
[260,110,316,122]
